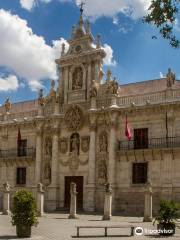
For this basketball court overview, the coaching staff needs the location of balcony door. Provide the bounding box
[134,128,148,149]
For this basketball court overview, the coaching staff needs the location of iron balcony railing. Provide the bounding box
[119,137,180,150]
[0,147,36,158]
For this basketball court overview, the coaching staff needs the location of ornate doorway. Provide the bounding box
[64,176,83,209]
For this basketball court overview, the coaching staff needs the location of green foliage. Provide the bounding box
[11,190,38,227]
[143,0,180,48]
[154,200,180,226]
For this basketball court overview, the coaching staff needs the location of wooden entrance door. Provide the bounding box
[64,176,83,210]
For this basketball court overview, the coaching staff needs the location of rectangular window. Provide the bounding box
[134,128,148,149]
[17,139,27,157]
[132,162,147,184]
[16,167,26,185]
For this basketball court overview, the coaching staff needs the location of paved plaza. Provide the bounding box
[0,213,180,240]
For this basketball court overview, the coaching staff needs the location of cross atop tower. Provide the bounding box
[79,2,85,15]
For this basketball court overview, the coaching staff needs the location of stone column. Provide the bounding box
[85,115,96,212]
[87,63,92,99]
[102,183,112,220]
[108,112,117,185]
[69,182,78,219]
[94,61,100,82]
[110,94,118,108]
[51,126,59,186]
[3,182,10,215]
[38,105,44,117]
[54,100,60,115]
[64,67,69,104]
[143,182,153,222]
[37,183,44,217]
[35,125,43,184]
[90,97,97,110]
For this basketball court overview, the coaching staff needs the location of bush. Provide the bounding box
[154,200,180,226]
[11,190,38,227]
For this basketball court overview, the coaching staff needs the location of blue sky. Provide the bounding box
[0,0,180,104]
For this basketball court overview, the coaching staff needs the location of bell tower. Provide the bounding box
[55,4,106,104]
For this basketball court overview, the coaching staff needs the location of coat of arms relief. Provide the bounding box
[64,105,84,131]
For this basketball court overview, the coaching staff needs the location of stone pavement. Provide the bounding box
[0,213,180,240]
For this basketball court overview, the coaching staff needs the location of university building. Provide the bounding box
[0,9,180,216]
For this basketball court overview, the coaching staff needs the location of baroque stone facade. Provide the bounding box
[0,9,180,216]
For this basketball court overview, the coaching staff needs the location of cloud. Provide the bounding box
[75,0,151,20]
[174,19,180,32]
[0,75,19,92]
[102,44,116,66]
[0,9,68,91]
[20,0,70,11]
[20,0,35,10]
[20,0,151,21]
[159,72,164,78]
[0,9,115,91]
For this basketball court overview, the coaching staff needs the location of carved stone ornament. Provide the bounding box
[59,138,68,154]
[60,152,88,169]
[64,105,83,131]
[44,163,51,186]
[98,154,108,185]
[99,131,108,152]
[81,136,90,152]
[69,152,80,171]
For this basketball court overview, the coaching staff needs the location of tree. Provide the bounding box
[144,0,180,48]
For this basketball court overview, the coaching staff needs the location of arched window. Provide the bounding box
[70,133,80,155]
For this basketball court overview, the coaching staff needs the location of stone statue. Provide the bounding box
[38,89,45,106]
[107,78,119,95]
[49,80,56,98]
[105,182,112,194]
[4,98,11,113]
[61,42,66,56]
[71,134,79,155]
[44,164,51,183]
[3,182,10,192]
[146,181,152,194]
[96,34,101,48]
[166,68,175,88]
[90,80,98,98]
[70,182,77,195]
[72,67,83,90]
[45,139,52,156]
[106,70,112,82]
[37,183,43,192]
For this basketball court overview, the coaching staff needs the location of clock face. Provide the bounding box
[75,45,82,53]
